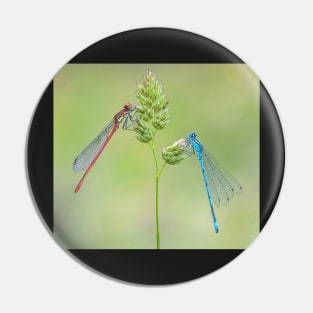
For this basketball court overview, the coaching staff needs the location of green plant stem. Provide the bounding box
[159,161,167,177]
[149,135,167,249]
[155,170,160,249]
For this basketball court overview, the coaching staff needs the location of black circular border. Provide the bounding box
[27,28,284,285]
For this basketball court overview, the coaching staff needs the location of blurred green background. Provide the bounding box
[54,64,259,249]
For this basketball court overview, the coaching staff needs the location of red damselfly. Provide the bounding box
[73,103,136,193]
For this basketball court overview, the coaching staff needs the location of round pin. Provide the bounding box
[27,28,284,285]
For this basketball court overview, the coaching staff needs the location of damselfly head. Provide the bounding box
[188,132,197,139]
[124,103,132,110]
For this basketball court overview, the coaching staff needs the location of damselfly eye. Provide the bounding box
[124,103,132,110]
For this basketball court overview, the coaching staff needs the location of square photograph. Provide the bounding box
[53,64,259,249]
